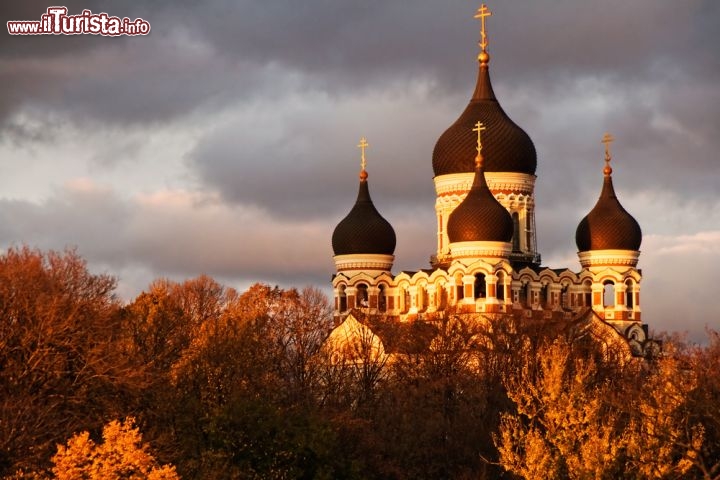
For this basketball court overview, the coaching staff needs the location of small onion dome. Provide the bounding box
[332,171,396,256]
[447,153,514,243]
[576,155,642,252]
[432,58,537,176]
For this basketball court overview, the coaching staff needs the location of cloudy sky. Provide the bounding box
[1,1,718,339]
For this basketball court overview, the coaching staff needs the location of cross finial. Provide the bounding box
[473,121,486,168]
[357,137,369,171]
[601,132,614,176]
[357,137,369,180]
[474,4,492,55]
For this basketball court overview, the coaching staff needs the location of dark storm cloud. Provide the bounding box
[2,0,718,148]
[3,0,718,218]
[186,87,444,220]
[175,0,716,221]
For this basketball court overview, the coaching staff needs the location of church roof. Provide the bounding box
[447,138,514,244]
[332,163,396,256]
[576,137,642,252]
[432,58,537,176]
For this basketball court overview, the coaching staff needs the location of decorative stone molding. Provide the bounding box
[578,249,640,268]
[334,254,395,273]
[449,241,512,260]
[434,172,536,197]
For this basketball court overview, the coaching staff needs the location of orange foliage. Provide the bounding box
[51,418,178,480]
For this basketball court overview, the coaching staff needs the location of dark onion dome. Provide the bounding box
[432,55,537,176]
[447,150,514,243]
[332,170,396,256]
[575,153,642,252]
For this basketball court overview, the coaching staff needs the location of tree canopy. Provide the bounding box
[1,246,719,479]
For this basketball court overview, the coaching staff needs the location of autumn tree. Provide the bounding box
[686,329,720,478]
[121,275,229,373]
[622,343,704,479]
[495,339,627,479]
[0,247,142,476]
[125,281,343,479]
[496,336,706,479]
[50,417,178,480]
[373,313,490,479]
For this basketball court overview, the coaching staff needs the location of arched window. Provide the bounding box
[539,284,548,308]
[403,287,411,314]
[474,273,486,299]
[497,272,505,301]
[583,280,592,307]
[603,281,615,307]
[357,283,369,308]
[561,285,569,309]
[625,280,634,308]
[522,282,530,307]
[378,284,387,312]
[339,285,347,312]
[512,212,521,252]
[455,273,464,300]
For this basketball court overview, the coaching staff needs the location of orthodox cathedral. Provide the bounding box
[330,5,650,355]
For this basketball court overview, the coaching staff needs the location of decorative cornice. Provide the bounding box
[449,240,512,260]
[435,172,536,197]
[578,249,640,268]
[334,253,395,272]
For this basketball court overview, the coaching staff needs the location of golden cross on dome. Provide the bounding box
[602,132,614,161]
[473,121,486,168]
[473,121,486,153]
[474,4,492,53]
[357,137,369,171]
[602,132,614,175]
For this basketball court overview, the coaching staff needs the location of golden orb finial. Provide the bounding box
[474,4,492,64]
[357,136,369,180]
[601,132,614,176]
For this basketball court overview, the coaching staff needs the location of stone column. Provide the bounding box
[463,275,476,305]
[345,286,358,310]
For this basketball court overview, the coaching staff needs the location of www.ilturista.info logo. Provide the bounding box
[7,7,151,36]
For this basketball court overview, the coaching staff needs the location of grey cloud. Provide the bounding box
[186,86,444,220]
[1,0,718,340]
[0,184,335,291]
[2,0,718,152]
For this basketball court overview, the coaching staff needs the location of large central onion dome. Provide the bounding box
[332,167,396,256]
[447,149,514,243]
[432,55,537,176]
[576,141,642,252]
